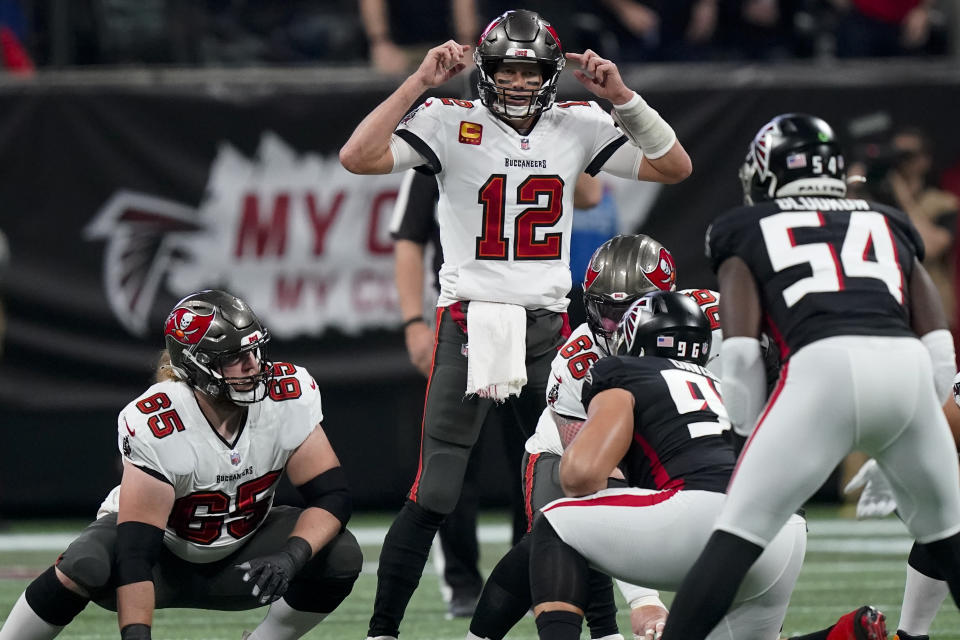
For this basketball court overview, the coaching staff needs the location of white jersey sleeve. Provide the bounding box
[394,98,448,175]
[268,362,323,451]
[547,324,608,419]
[554,100,629,177]
[525,324,608,455]
[117,381,201,484]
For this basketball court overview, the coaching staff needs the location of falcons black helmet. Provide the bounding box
[583,234,677,352]
[163,289,273,403]
[739,113,846,204]
[616,291,712,365]
[474,10,565,121]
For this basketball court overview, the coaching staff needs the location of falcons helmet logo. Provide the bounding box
[84,190,203,336]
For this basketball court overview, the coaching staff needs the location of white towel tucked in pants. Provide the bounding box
[465,301,527,401]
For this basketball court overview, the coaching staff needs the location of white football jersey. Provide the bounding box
[396,98,625,312]
[526,323,609,455]
[99,362,322,563]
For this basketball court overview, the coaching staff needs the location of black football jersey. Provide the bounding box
[706,197,924,358]
[582,355,736,493]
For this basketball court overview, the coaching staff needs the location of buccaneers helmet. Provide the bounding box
[616,291,712,365]
[163,290,273,403]
[474,10,565,120]
[583,234,677,352]
[739,113,847,204]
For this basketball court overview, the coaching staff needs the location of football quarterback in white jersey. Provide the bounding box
[0,291,362,640]
[340,9,691,640]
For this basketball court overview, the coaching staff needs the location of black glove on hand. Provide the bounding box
[120,623,152,640]
[236,536,312,604]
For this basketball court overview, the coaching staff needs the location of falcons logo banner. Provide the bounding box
[84,132,404,339]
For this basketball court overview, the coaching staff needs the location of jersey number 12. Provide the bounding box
[476,174,564,260]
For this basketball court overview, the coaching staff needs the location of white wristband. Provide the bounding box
[720,337,767,437]
[611,91,677,160]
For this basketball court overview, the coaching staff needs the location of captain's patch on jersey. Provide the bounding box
[459,121,483,145]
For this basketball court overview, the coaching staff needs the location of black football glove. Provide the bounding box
[235,536,312,604]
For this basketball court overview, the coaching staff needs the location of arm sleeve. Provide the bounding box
[598,141,645,180]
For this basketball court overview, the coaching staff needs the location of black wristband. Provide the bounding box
[284,536,313,574]
[120,623,152,640]
[401,315,425,329]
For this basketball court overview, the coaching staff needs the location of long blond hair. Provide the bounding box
[155,350,182,383]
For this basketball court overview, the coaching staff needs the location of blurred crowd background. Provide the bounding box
[1,0,959,517]
[0,0,957,72]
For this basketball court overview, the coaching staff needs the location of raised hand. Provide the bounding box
[414,40,471,89]
[565,50,634,105]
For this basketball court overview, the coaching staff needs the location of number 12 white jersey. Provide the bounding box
[396,98,626,312]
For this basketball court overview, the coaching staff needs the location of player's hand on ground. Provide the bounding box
[414,40,470,89]
[405,321,435,377]
[843,458,897,519]
[566,50,634,105]
[631,603,668,640]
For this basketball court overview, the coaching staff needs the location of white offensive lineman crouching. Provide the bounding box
[0,290,362,640]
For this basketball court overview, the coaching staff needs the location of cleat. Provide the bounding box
[893,632,928,640]
[827,606,887,640]
[853,606,887,640]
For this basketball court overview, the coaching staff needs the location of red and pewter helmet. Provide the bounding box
[474,10,565,121]
[583,234,677,351]
[163,289,273,404]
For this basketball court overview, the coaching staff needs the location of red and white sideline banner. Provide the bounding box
[85,133,404,338]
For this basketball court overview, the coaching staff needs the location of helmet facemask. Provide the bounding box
[475,58,562,121]
[186,338,274,404]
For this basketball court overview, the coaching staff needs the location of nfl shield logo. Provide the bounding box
[520,138,530,150]
[230,450,241,466]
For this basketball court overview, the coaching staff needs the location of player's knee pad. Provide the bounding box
[55,544,113,594]
[319,529,364,580]
[25,566,90,626]
[414,452,470,514]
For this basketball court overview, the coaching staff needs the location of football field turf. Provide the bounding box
[0,506,957,639]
